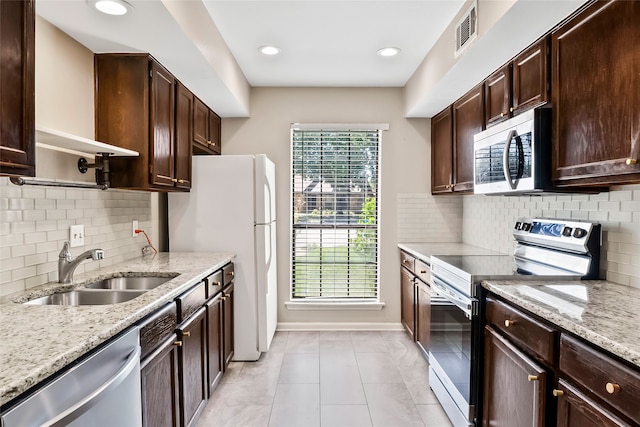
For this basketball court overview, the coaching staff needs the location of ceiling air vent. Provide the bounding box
[455,1,477,57]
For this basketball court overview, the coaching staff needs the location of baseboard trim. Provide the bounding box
[276,322,404,331]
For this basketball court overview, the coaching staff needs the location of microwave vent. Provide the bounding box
[455,1,477,57]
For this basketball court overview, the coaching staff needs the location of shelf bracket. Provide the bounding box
[78,153,112,188]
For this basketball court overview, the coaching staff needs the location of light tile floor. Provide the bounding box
[197,331,453,427]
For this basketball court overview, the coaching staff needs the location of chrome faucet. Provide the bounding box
[58,241,105,283]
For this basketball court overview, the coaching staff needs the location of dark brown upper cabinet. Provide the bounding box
[175,82,193,190]
[95,54,193,191]
[484,64,512,127]
[551,0,640,187]
[0,0,35,177]
[431,106,454,194]
[192,97,221,155]
[453,83,484,193]
[512,37,549,115]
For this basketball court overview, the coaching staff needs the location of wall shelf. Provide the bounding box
[35,126,139,158]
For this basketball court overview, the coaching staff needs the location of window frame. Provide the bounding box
[288,123,388,307]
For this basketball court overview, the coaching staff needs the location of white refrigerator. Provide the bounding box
[168,154,277,361]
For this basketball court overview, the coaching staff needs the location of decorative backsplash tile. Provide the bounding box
[0,177,153,296]
[397,193,463,243]
[462,185,640,289]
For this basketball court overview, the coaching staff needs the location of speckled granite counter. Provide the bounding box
[0,252,235,407]
[398,242,504,263]
[483,280,640,368]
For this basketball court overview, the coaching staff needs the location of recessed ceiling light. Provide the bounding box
[259,45,281,56]
[89,0,133,16]
[377,47,401,57]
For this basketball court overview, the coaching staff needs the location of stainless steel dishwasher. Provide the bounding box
[1,327,142,427]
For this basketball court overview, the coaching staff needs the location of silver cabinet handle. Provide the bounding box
[43,345,141,427]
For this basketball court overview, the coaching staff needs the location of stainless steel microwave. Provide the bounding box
[473,107,552,195]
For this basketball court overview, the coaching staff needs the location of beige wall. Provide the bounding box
[222,87,431,327]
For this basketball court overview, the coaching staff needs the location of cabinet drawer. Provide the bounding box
[400,251,415,273]
[177,282,206,323]
[559,334,640,423]
[206,270,223,299]
[139,302,177,359]
[415,259,430,284]
[223,263,234,286]
[486,297,557,364]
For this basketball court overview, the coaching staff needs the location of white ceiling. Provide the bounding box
[201,0,465,87]
[35,0,464,116]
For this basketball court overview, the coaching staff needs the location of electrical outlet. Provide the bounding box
[132,220,139,237]
[70,224,85,247]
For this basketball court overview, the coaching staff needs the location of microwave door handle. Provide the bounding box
[503,129,517,189]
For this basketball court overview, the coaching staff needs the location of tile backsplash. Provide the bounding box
[0,177,153,297]
[397,193,463,242]
[462,185,640,289]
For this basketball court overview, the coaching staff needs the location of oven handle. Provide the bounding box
[431,276,475,318]
[503,129,517,189]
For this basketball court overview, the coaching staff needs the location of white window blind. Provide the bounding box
[291,127,380,300]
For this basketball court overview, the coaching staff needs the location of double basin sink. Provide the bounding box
[24,275,178,306]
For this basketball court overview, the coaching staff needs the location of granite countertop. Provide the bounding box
[483,279,640,368]
[0,251,235,407]
[398,242,504,263]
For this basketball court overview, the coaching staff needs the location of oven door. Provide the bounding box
[429,277,480,427]
[473,109,536,194]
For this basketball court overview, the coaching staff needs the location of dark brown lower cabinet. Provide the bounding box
[140,334,180,427]
[482,326,547,427]
[222,283,234,368]
[206,293,224,395]
[178,306,208,427]
[415,280,430,356]
[555,379,630,427]
[400,268,415,340]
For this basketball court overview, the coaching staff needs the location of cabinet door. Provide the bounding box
[431,106,454,194]
[208,110,222,155]
[141,334,180,427]
[400,267,415,340]
[150,60,176,188]
[222,283,234,368]
[0,0,35,177]
[192,97,209,152]
[206,294,223,395]
[178,307,208,427]
[453,84,484,193]
[483,326,547,427]
[415,280,430,357]
[512,37,549,115]
[484,64,512,127]
[174,82,192,190]
[555,379,630,427]
[552,0,640,186]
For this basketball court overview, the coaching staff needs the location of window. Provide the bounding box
[291,125,382,301]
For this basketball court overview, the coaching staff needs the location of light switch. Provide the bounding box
[70,224,85,247]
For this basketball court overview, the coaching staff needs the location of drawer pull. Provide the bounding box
[552,389,564,397]
[504,320,514,327]
[626,158,637,165]
[402,259,408,264]
[226,271,234,277]
[171,178,178,183]
[212,281,221,286]
[182,331,191,337]
[420,270,427,274]
[527,375,538,382]
[224,293,231,298]
[606,383,621,394]
[174,341,183,347]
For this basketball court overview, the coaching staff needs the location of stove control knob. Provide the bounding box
[562,227,573,237]
[573,228,588,238]
[522,223,531,232]
[515,222,522,230]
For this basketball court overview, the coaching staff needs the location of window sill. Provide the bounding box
[284,300,385,311]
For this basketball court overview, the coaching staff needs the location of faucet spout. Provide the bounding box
[58,241,105,283]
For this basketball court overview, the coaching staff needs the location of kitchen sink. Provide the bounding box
[84,276,174,291]
[24,289,147,306]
